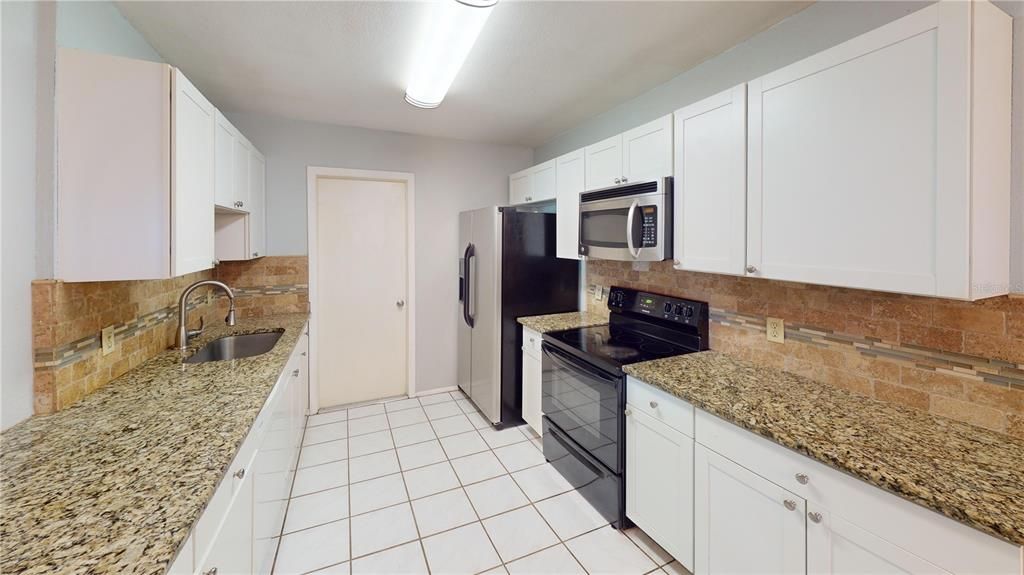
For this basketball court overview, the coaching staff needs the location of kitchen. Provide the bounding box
[1,1,1023,575]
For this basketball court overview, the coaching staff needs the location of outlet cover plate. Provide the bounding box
[766,317,785,344]
[101,326,115,355]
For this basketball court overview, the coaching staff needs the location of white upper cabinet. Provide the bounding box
[249,150,267,258]
[171,69,217,277]
[55,48,216,281]
[214,113,236,209]
[508,160,557,205]
[622,115,673,184]
[584,134,624,190]
[233,136,252,211]
[673,85,747,276]
[213,113,266,261]
[585,115,672,191]
[555,149,585,260]
[746,1,1011,300]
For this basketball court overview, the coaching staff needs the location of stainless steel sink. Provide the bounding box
[184,331,283,363]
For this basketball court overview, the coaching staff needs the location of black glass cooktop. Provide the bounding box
[546,324,695,369]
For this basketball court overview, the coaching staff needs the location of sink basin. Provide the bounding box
[184,331,283,363]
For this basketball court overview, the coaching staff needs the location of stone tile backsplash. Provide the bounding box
[586,259,1024,438]
[31,256,309,415]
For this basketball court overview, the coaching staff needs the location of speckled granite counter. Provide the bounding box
[623,351,1024,547]
[517,310,608,334]
[0,314,309,575]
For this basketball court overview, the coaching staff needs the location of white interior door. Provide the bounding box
[315,177,408,407]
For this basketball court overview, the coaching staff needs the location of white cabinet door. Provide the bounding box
[626,407,693,571]
[807,506,951,575]
[555,149,584,260]
[249,150,266,258]
[746,2,1010,299]
[214,112,236,209]
[695,445,805,575]
[584,134,623,191]
[197,456,254,575]
[674,85,746,275]
[622,114,672,184]
[233,136,252,213]
[510,169,531,205]
[530,159,557,202]
[171,68,216,276]
[521,327,543,435]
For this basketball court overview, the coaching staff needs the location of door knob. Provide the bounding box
[396,299,406,309]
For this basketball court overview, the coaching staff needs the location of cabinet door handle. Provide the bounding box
[808,511,822,523]
[649,401,658,409]
[795,473,809,485]
[783,499,797,511]
[233,468,245,479]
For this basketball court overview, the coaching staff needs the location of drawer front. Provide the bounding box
[523,327,543,355]
[695,410,1021,575]
[626,376,694,437]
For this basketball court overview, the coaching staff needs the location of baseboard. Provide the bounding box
[413,386,459,397]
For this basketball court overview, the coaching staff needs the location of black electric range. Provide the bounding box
[540,286,709,529]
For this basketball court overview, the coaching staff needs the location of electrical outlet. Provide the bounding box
[766,317,785,344]
[593,285,605,302]
[101,326,115,355]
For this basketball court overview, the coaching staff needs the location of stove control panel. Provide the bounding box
[608,286,707,327]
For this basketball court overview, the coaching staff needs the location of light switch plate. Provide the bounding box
[766,317,785,344]
[101,326,115,355]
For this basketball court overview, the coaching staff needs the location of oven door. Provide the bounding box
[541,343,623,473]
[578,186,669,262]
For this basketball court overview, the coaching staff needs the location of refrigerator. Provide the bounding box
[458,206,580,426]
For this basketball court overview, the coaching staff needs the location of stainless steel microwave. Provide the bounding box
[578,177,672,262]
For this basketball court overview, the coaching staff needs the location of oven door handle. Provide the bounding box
[625,199,641,259]
[547,423,611,478]
[542,344,621,387]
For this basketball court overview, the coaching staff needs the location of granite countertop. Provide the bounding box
[623,351,1024,547]
[517,310,608,334]
[0,313,309,575]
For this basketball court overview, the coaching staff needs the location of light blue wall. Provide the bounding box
[56,1,162,62]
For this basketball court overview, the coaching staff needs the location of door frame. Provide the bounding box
[306,166,416,414]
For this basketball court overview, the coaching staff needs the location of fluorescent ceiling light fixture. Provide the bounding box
[405,0,496,109]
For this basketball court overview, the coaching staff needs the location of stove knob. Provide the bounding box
[663,302,672,314]
[673,303,684,315]
[684,306,694,318]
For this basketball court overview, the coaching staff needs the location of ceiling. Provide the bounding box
[118,1,811,147]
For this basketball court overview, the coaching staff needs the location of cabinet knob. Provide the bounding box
[649,401,658,409]
[795,473,809,485]
[301,352,307,357]
[203,569,218,575]
[624,408,633,417]
[396,299,406,309]
[292,369,300,377]
[808,511,823,524]
[614,178,621,184]
[621,176,628,183]
[233,468,245,479]
[526,196,532,202]
[783,499,797,511]
[253,252,259,257]
[745,265,758,274]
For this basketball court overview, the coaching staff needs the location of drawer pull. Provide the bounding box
[808,511,822,524]
[624,408,633,417]
[783,499,797,511]
[234,468,245,479]
[649,401,658,409]
[795,473,809,485]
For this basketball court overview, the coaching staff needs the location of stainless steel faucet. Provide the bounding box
[177,280,237,351]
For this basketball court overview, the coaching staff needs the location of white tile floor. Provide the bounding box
[273,389,687,575]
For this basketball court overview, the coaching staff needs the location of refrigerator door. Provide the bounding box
[457,211,473,398]
[469,207,503,424]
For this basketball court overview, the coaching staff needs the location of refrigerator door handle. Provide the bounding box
[463,243,475,328]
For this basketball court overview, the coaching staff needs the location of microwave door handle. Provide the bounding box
[625,199,641,259]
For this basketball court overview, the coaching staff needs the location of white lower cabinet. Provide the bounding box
[521,327,543,435]
[694,444,806,575]
[624,377,1021,575]
[625,407,693,571]
[187,325,309,575]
